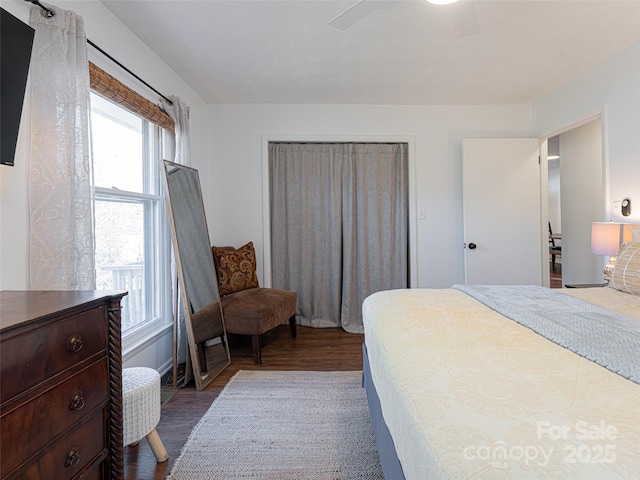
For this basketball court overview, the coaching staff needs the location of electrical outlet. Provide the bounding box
[613,200,622,215]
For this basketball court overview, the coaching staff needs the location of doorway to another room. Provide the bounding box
[547,117,604,288]
[548,135,562,287]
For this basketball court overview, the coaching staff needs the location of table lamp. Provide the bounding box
[591,222,633,281]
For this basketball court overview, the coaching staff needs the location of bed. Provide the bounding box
[362,241,640,480]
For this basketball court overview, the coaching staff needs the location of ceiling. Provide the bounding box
[99,0,640,105]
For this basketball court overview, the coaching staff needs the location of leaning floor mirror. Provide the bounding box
[163,160,230,390]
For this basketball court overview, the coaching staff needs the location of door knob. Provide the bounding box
[468,243,477,250]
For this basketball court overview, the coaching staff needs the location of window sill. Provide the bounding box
[122,319,172,362]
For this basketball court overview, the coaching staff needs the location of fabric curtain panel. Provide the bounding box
[161,95,192,387]
[28,6,95,290]
[161,95,190,165]
[269,142,409,334]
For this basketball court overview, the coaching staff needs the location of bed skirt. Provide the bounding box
[363,343,406,480]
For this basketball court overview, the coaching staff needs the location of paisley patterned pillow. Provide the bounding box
[212,242,260,296]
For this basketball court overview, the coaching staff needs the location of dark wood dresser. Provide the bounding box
[0,291,127,480]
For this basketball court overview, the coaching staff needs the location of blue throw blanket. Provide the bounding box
[452,285,640,385]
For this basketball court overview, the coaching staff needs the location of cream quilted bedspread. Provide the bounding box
[362,287,640,480]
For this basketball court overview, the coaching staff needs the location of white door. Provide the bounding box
[463,138,543,285]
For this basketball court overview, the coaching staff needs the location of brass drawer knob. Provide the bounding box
[66,334,84,353]
[69,391,85,411]
[65,446,81,468]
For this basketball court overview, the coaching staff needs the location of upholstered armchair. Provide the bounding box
[211,242,297,365]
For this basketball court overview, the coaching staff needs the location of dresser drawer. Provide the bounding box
[77,460,107,480]
[0,359,109,477]
[0,306,108,402]
[8,408,107,480]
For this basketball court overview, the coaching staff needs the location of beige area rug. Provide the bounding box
[166,370,384,480]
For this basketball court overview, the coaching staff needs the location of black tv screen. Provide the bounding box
[1,8,35,167]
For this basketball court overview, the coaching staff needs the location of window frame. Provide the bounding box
[89,65,175,357]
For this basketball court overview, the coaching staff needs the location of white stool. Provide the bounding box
[122,367,169,463]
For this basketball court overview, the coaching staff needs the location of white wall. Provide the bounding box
[0,0,209,373]
[560,119,605,284]
[533,42,640,226]
[207,104,533,288]
[206,45,640,290]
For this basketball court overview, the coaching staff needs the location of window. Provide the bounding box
[91,92,171,334]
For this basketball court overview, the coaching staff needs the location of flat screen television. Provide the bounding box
[1,8,35,167]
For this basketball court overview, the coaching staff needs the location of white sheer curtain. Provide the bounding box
[29,6,95,290]
[161,95,192,386]
[161,96,191,166]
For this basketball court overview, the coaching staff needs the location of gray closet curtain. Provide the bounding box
[269,142,408,333]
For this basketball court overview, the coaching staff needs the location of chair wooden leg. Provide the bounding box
[289,314,297,338]
[552,254,556,271]
[146,428,169,463]
[252,335,262,365]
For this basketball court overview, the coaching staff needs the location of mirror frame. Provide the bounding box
[162,160,230,390]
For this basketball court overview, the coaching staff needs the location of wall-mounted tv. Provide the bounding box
[1,8,35,167]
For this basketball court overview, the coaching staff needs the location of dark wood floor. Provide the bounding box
[123,325,365,480]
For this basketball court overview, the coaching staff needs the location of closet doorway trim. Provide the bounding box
[261,134,418,288]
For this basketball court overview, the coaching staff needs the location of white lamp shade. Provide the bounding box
[591,222,633,256]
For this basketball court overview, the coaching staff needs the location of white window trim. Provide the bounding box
[91,99,173,356]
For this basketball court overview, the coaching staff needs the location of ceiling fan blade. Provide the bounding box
[329,0,479,36]
[328,0,380,30]
[451,0,480,38]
